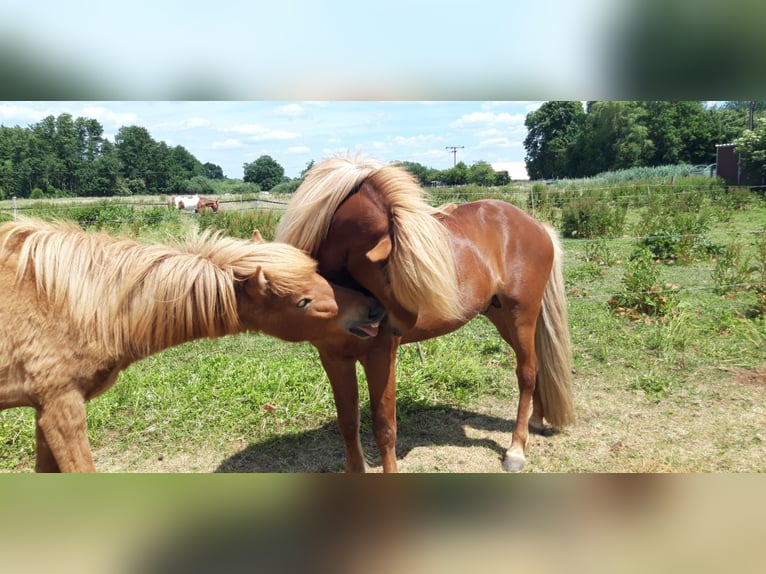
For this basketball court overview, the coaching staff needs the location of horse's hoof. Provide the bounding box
[502,453,526,472]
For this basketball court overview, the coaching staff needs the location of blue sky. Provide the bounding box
[0,101,543,179]
[1,2,614,100]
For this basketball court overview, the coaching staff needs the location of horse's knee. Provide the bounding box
[372,414,396,451]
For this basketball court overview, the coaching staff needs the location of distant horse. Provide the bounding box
[169,194,219,213]
[170,194,200,211]
[196,196,220,213]
[276,155,574,472]
[0,217,384,472]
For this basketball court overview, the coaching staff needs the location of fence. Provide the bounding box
[1,185,764,310]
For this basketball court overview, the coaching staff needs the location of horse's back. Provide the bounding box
[447,199,553,261]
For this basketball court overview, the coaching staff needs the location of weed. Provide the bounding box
[629,373,676,400]
[609,248,679,318]
[198,209,281,240]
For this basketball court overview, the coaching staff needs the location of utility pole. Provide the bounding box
[445,146,464,167]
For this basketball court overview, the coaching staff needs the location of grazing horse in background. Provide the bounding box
[0,217,384,472]
[170,194,200,212]
[276,155,574,472]
[196,196,220,213]
[169,195,218,213]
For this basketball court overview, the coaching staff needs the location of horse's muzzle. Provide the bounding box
[349,300,385,338]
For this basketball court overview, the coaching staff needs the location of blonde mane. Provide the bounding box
[276,154,463,322]
[275,155,385,255]
[0,218,318,359]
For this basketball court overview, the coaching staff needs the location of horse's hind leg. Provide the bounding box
[35,391,96,472]
[485,304,541,472]
[35,411,61,472]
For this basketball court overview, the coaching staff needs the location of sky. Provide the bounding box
[0,101,543,180]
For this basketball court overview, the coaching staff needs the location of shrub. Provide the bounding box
[198,209,281,240]
[609,248,679,318]
[561,196,626,238]
[637,193,713,262]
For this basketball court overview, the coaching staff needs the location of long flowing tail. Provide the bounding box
[534,225,575,428]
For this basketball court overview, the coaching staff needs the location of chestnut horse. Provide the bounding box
[196,196,220,213]
[169,195,219,213]
[276,155,574,472]
[0,217,384,472]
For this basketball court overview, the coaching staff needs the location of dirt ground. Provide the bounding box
[91,364,766,473]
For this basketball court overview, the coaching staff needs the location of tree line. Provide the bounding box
[0,114,224,199]
[524,101,766,180]
[0,113,512,200]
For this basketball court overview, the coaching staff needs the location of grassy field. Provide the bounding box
[1,184,765,472]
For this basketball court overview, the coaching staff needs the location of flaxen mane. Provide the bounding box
[0,218,318,359]
[276,155,463,322]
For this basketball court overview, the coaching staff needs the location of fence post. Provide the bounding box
[12,196,17,221]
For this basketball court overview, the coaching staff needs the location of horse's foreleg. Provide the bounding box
[317,349,366,472]
[35,391,95,472]
[360,335,400,473]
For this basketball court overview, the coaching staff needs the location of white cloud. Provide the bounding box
[226,123,269,135]
[150,117,211,132]
[274,104,305,117]
[80,106,138,125]
[251,130,299,141]
[225,123,299,140]
[491,161,528,180]
[212,138,244,149]
[0,104,52,123]
[477,136,518,148]
[391,134,443,145]
[287,145,310,154]
[450,111,525,129]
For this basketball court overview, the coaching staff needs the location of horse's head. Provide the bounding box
[236,244,385,343]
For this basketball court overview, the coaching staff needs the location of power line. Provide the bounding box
[445,146,464,167]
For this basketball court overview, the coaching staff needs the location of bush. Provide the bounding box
[637,193,713,262]
[270,179,303,194]
[561,196,626,238]
[198,209,281,240]
[609,248,679,318]
[69,202,138,230]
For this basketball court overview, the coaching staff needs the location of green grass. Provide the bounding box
[2,182,766,472]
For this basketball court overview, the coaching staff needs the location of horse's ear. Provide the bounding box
[251,229,265,244]
[248,267,270,295]
[365,235,392,263]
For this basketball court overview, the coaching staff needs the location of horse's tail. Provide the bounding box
[535,224,575,428]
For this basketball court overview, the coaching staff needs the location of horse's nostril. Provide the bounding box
[369,301,385,321]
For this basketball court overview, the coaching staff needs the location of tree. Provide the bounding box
[243,155,284,190]
[441,161,468,185]
[300,160,315,179]
[734,117,766,177]
[114,125,159,192]
[524,101,585,179]
[397,160,435,186]
[569,102,654,176]
[203,162,224,179]
[466,161,497,186]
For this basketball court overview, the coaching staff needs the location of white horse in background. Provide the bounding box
[169,195,220,213]
[170,195,200,211]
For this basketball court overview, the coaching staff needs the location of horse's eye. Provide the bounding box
[297,298,312,309]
